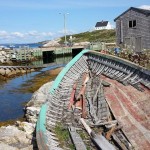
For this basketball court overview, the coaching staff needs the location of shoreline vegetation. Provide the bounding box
[0,67,63,127]
[14,67,63,93]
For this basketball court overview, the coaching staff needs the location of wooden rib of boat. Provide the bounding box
[36,49,150,150]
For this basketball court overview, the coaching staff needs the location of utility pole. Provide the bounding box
[59,13,69,46]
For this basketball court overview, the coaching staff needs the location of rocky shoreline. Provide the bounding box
[0,81,53,150]
[0,67,37,80]
[0,50,11,63]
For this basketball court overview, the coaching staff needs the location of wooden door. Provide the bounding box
[135,37,142,52]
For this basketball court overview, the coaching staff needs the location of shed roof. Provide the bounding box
[114,7,150,21]
[95,21,108,27]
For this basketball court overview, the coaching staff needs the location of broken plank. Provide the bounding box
[80,118,116,150]
[68,126,87,150]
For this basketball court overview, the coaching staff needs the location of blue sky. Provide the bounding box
[0,0,149,44]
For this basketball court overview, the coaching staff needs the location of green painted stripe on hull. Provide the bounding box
[36,104,48,149]
[50,49,89,93]
[36,104,47,132]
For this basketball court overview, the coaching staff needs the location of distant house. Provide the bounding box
[114,7,150,52]
[95,21,112,30]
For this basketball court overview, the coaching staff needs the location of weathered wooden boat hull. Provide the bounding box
[36,50,89,150]
[36,49,150,150]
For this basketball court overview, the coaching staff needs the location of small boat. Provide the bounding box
[36,49,150,150]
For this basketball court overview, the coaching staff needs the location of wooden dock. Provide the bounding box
[9,42,106,62]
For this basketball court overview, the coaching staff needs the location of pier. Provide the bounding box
[4,42,108,62]
[0,42,110,78]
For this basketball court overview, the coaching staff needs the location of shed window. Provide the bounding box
[133,20,136,27]
[129,21,132,28]
[129,20,136,28]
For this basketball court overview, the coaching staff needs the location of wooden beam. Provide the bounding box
[68,126,87,150]
[80,118,116,150]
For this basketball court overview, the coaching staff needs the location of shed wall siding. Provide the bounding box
[115,9,150,51]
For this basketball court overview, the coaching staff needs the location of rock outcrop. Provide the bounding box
[0,50,11,63]
[25,81,53,123]
[0,125,34,150]
[42,39,61,47]
[0,67,36,79]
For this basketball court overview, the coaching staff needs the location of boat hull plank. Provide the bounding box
[103,76,150,149]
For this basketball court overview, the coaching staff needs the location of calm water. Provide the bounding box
[0,56,72,122]
[0,43,42,49]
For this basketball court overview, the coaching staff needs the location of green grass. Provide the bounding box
[59,29,116,44]
[54,123,75,149]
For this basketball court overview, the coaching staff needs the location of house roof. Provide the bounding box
[95,21,108,27]
[114,7,150,21]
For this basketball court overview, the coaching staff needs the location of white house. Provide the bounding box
[95,21,112,30]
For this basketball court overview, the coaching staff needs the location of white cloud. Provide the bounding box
[11,32,24,38]
[0,30,8,36]
[26,31,53,38]
[139,5,150,10]
[0,30,56,43]
[41,32,53,36]
[0,30,11,41]
[27,31,39,36]
[0,29,78,43]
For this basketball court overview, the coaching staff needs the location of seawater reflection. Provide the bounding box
[0,55,72,122]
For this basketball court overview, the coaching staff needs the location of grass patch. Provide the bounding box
[0,117,26,127]
[54,123,75,150]
[78,130,91,150]
[78,130,88,139]
[59,29,116,44]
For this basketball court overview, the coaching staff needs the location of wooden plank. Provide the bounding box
[68,83,76,109]
[91,120,118,127]
[80,118,116,150]
[106,125,116,140]
[68,127,87,150]
[112,134,129,150]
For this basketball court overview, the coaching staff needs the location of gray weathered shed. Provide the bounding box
[114,7,150,52]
